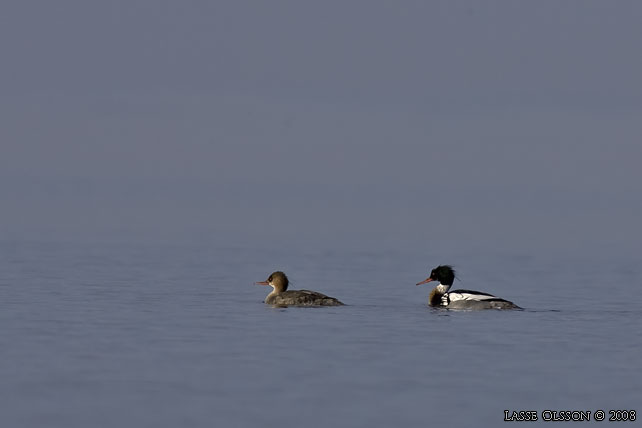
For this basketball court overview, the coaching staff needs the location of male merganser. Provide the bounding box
[416,265,521,310]
[256,271,344,307]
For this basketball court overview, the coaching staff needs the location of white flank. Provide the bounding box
[447,292,496,302]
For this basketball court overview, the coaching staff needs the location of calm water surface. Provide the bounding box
[1,241,640,427]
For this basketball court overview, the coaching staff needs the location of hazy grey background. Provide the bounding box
[2,0,641,255]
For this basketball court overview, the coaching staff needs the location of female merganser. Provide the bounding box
[416,265,521,310]
[256,271,344,307]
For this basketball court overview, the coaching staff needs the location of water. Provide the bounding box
[1,241,640,427]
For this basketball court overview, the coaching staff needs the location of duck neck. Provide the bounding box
[428,283,451,306]
[265,285,285,303]
[263,288,275,304]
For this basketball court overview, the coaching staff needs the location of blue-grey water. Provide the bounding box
[1,241,640,427]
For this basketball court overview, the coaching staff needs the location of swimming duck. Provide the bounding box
[256,271,344,307]
[416,265,521,310]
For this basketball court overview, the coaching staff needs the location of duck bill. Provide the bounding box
[255,281,269,286]
[416,277,434,286]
